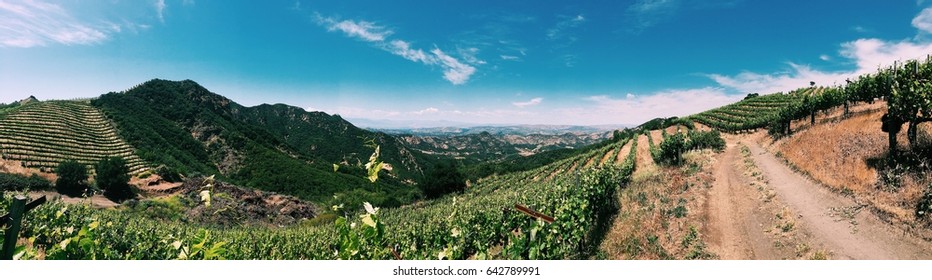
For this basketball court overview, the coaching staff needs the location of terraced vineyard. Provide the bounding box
[690,89,816,132]
[0,101,149,175]
[541,138,633,182]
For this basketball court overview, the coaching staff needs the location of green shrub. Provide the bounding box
[656,133,688,165]
[154,165,181,183]
[56,160,89,197]
[686,130,725,151]
[0,173,52,191]
[303,212,339,227]
[96,157,133,202]
[656,130,725,166]
[421,160,466,199]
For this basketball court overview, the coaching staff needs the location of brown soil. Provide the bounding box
[169,177,319,227]
[615,140,633,165]
[0,158,56,182]
[635,135,656,172]
[583,152,599,169]
[705,140,780,259]
[27,191,118,208]
[693,121,713,132]
[566,160,580,173]
[598,145,617,167]
[649,130,664,146]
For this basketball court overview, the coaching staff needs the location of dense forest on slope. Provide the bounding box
[90,79,427,204]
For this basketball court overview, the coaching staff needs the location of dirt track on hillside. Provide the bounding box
[706,141,780,259]
[745,141,932,259]
[706,135,932,259]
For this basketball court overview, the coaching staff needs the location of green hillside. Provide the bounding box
[238,103,431,181]
[0,100,148,175]
[90,79,429,203]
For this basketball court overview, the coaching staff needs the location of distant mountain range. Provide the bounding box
[348,118,630,134]
[371,124,627,136]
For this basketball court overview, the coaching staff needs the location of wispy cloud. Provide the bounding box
[913,7,932,34]
[500,55,521,61]
[819,54,831,61]
[315,15,392,42]
[851,25,871,33]
[314,14,478,85]
[561,54,579,67]
[512,97,543,108]
[0,0,112,47]
[432,48,477,85]
[546,14,585,41]
[624,0,740,33]
[155,0,166,23]
[625,0,679,33]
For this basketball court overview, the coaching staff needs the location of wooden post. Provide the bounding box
[514,204,555,223]
[2,195,27,260]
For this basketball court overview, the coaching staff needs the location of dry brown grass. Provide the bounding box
[775,101,932,226]
[649,130,664,146]
[779,109,884,194]
[693,121,713,132]
[599,144,617,166]
[0,157,56,182]
[614,140,633,165]
[635,134,656,172]
[598,150,716,260]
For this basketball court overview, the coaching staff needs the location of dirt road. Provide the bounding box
[745,142,932,259]
[707,137,932,259]
[706,142,781,259]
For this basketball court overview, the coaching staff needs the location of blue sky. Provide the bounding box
[2,1,932,126]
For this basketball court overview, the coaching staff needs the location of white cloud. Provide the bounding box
[709,8,932,95]
[459,47,487,65]
[913,7,932,33]
[819,54,831,61]
[413,107,440,115]
[512,97,543,108]
[431,48,477,85]
[500,55,521,61]
[0,0,112,47]
[851,25,870,33]
[562,87,740,125]
[315,16,392,42]
[315,14,478,85]
[387,40,431,63]
[155,0,166,23]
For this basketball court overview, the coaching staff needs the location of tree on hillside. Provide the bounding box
[56,160,88,197]
[421,160,466,199]
[96,157,133,201]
